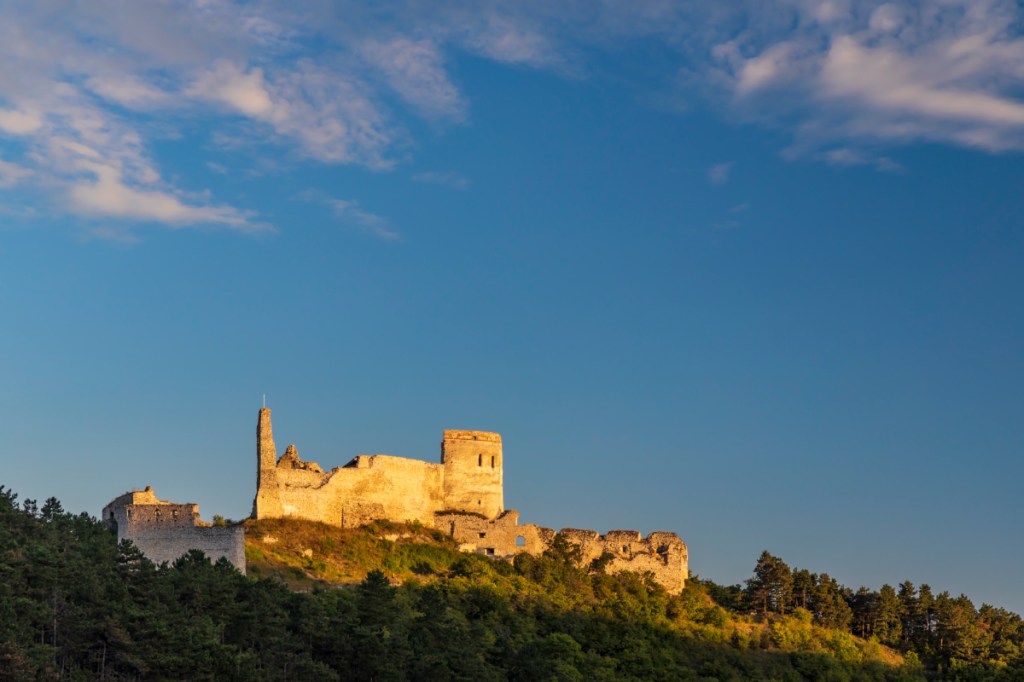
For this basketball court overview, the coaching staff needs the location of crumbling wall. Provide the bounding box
[252,410,495,526]
[249,408,688,593]
[103,487,246,574]
[435,509,553,555]
[436,511,688,593]
[265,453,445,527]
[559,528,689,593]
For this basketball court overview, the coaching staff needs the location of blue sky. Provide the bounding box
[1,0,1023,613]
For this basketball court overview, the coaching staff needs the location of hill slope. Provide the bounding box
[3,486,1021,680]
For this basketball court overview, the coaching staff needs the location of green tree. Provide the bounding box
[812,574,852,630]
[746,551,793,617]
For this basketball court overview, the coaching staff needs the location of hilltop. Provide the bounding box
[3,486,1023,680]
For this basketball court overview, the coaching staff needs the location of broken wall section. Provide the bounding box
[103,487,246,574]
[436,510,688,594]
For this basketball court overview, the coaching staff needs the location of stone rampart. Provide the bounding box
[253,409,499,526]
[250,408,688,593]
[267,453,445,527]
[436,512,688,593]
[103,487,246,574]
[435,509,554,555]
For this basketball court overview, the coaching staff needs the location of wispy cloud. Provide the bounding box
[0,0,1022,239]
[818,147,903,172]
[0,158,31,187]
[297,190,398,240]
[412,171,470,190]
[360,38,466,121]
[68,163,259,229]
[706,0,1024,156]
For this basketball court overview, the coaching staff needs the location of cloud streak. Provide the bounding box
[707,0,1024,155]
[412,171,470,190]
[0,0,1022,238]
[297,190,398,240]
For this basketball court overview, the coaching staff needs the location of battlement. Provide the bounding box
[442,430,502,443]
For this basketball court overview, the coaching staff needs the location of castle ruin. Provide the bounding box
[103,487,246,573]
[253,408,688,592]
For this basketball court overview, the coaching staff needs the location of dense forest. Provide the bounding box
[1,486,1022,681]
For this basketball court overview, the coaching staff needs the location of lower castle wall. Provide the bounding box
[436,511,688,593]
[103,488,246,574]
[122,524,246,574]
[435,510,555,556]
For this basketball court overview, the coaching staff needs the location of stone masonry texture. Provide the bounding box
[252,408,688,592]
[103,487,246,574]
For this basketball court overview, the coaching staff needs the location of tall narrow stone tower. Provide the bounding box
[252,408,283,518]
[441,430,503,518]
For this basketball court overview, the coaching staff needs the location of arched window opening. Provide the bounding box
[491,455,495,468]
[516,535,526,548]
[478,453,482,466]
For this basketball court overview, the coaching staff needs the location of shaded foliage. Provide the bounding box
[0,486,1019,680]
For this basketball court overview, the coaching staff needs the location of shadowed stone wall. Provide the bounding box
[103,488,245,574]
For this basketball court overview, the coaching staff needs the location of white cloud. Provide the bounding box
[85,75,172,109]
[187,60,394,167]
[68,162,260,229]
[709,0,1024,156]
[412,171,470,190]
[736,43,800,95]
[0,0,1022,237]
[360,38,465,121]
[188,61,275,118]
[0,108,43,135]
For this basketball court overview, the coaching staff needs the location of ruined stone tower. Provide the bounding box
[253,408,283,518]
[441,430,503,519]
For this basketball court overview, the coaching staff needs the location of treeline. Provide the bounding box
[0,486,1019,681]
[705,550,1024,675]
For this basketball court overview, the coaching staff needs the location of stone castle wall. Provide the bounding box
[103,487,246,574]
[263,454,446,527]
[253,408,500,526]
[436,511,687,592]
[252,408,689,593]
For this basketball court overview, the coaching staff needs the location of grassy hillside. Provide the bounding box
[244,517,917,679]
